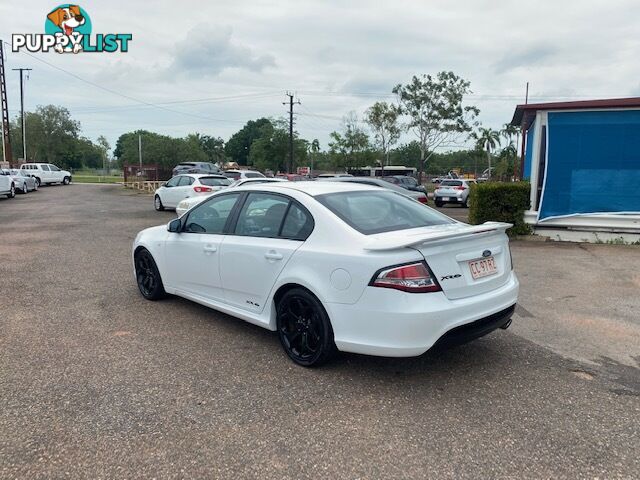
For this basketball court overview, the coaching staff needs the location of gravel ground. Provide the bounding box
[0,184,638,479]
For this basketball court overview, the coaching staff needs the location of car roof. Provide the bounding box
[237,180,378,197]
[181,173,227,178]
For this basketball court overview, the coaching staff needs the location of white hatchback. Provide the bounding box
[133,182,518,366]
[154,174,231,211]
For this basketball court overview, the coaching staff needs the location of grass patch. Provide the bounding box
[72,175,123,184]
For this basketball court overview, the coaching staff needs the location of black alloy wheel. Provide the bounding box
[276,288,336,367]
[134,249,166,300]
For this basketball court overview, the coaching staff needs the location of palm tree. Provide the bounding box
[472,128,501,179]
[501,123,519,146]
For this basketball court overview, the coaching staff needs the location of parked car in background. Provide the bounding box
[133,181,518,367]
[222,169,266,181]
[154,174,230,211]
[20,163,72,186]
[432,172,460,184]
[320,176,428,204]
[172,162,221,176]
[176,177,287,216]
[316,173,353,178]
[434,179,476,207]
[382,175,426,192]
[3,169,38,193]
[275,173,306,181]
[0,169,16,198]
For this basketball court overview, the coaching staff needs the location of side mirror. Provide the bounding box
[167,218,182,233]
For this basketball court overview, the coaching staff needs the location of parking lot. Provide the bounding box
[1,184,639,478]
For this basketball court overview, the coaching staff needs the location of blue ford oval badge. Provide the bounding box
[482,249,492,258]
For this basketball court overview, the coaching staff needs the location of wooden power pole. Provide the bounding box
[0,40,13,164]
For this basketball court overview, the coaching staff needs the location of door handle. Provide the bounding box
[264,251,283,261]
[203,245,217,254]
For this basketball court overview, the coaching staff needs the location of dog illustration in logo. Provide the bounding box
[47,5,85,53]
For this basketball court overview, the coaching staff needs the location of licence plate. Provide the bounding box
[442,197,450,201]
[469,257,497,280]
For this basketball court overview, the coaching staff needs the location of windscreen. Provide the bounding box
[199,177,231,186]
[316,190,454,235]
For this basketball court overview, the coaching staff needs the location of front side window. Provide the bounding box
[234,193,289,238]
[317,190,454,235]
[183,193,241,234]
[49,165,60,172]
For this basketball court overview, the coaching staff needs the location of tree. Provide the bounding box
[248,119,307,173]
[225,118,272,165]
[501,123,519,147]
[188,133,225,165]
[328,112,372,170]
[96,135,110,171]
[472,127,501,179]
[393,71,479,181]
[365,101,401,166]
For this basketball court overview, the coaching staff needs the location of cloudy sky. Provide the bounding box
[1,0,640,152]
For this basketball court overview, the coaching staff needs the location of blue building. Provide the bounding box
[511,98,640,242]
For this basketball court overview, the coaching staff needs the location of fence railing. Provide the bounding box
[123,181,164,192]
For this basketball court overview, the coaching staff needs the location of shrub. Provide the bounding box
[468,182,532,236]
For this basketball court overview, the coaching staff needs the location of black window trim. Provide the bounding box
[226,190,315,241]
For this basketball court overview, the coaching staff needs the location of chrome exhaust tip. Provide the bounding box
[500,318,512,330]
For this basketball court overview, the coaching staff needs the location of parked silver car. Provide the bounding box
[4,169,38,193]
[434,179,476,207]
[320,176,429,204]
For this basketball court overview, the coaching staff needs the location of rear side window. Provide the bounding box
[41,165,50,171]
[199,177,230,187]
[234,193,289,238]
[317,190,453,235]
[178,176,194,186]
[440,180,462,187]
[281,203,314,240]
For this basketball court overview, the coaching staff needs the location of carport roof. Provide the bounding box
[511,97,640,129]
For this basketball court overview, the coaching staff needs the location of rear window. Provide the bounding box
[440,180,462,187]
[178,163,196,167]
[316,190,454,235]
[199,177,231,186]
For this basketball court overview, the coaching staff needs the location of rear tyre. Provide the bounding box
[154,195,164,211]
[35,177,41,187]
[7,184,15,198]
[276,288,336,367]
[462,198,468,208]
[134,249,166,300]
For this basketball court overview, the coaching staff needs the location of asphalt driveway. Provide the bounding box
[0,184,638,479]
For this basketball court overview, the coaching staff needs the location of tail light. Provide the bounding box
[455,186,466,190]
[193,186,212,193]
[370,262,441,293]
[417,196,428,204]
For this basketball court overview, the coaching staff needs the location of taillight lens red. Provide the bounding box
[418,196,428,204]
[194,186,212,193]
[371,262,441,293]
[455,186,466,190]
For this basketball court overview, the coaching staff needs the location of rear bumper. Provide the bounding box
[326,271,519,357]
[435,194,464,203]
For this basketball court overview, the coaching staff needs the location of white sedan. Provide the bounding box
[154,174,231,211]
[133,182,519,367]
[175,177,287,216]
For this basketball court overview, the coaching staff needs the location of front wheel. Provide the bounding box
[134,249,166,300]
[7,184,15,198]
[33,181,38,191]
[63,176,71,185]
[276,288,336,367]
[21,183,28,194]
[154,195,164,211]
[35,177,41,187]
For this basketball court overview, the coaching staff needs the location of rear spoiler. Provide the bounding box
[363,222,512,251]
